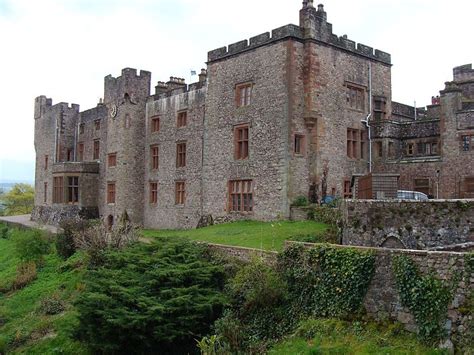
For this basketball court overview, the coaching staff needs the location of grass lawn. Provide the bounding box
[0,226,88,354]
[268,318,444,355]
[143,220,328,251]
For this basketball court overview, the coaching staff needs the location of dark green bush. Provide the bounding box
[292,196,309,207]
[56,219,90,260]
[0,223,9,239]
[12,229,51,265]
[75,238,227,354]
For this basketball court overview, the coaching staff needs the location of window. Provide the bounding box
[44,155,49,170]
[108,153,117,167]
[375,141,383,158]
[462,135,474,151]
[150,182,158,204]
[360,131,367,159]
[343,180,352,199]
[414,178,430,196]
[177,111,187,128]
[151,146,159,170]
[234,125,249,160]
[373,96,387,120]
[465,177,474,193]
[407,143,414,156]
[176,143,186,168]
[67,149,73,162]
[79,123,84,134]
[175,181,185,205]
[94,119,101,131]
[151,116,160,133]
[124,114,131,129]
[67,176,79,204]
[53,176,64,203]
[294,134,305,155]
[229,180,253,213]
[347,129,359,159]
[431,142,438,155]
[346,85,365,111]
[107,182,116,204]
[77,143,84,162]
[388,142,395,158]
[44,182,48,203]
[236,83,252,107]
[93,140,100,160]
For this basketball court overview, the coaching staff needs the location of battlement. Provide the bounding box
[104,68,152,82]
[104,68,152,104]
[34,96,80,119]
[208,4,390,65]
[453,64,474,82]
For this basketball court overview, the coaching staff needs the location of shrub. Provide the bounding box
[39,294,66,315]
[12,229,51,265]
[73,219,139,266]
[13,262,37,290]
[56,219,90,260]
[0,223,9,239]
[292,196,308,207]
[75,239,227,354]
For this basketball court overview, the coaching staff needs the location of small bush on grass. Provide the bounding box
[75,239,227,354]
[13,261,37,290]
[39,293,66,315]
[12,229,51,265]
[292,196,309,207]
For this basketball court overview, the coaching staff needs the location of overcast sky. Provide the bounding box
[0,0,472,182]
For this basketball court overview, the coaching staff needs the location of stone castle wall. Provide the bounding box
[342,200,474,249]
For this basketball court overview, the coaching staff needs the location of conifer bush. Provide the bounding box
[74,238,227,354]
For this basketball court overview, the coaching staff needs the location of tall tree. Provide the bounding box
[3,183,35,216]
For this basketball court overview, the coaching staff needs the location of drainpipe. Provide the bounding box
[361,62,373,173]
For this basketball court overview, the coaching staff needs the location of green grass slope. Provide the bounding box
[143,220,328,251]
[0,236,88,354]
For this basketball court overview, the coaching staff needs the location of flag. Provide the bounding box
[190,70,197,76]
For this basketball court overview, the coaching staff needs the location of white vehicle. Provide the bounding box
[397,190,429,201]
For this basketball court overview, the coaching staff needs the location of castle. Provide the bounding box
[32,2,474,229]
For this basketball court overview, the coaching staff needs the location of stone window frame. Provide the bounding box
[44,182,48,204]
[151,116,160,133]
[234,124,250,160]
[373,96,387,120]
[347,128,360,159]
[66,176,79,205]
[228,179,253,213]
[94,119,101,131]
[149,181,158,204]
[107,182,116,204]
[175,181,186,205]
[343,179,352,199]
[150,145,159,170]
[79,123,85,134]
[93,139,100,160]
[108,153,117,167]
[176,142,186,168]
[294,133,305,156]
[345,82,366,112]
[406,143,415,156]
[67,149,74,162]
[388,141,395,158]
[44,155,49,170]
[177,110,188,128]
[360,131,367,160]
[52,176,64,204]
[235,82,253,108]
[461,134,474,152]
[77,143,84,162]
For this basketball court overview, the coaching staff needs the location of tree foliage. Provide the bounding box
[12,228,51,265]
[2,183,34,216]
[74,238,227,354]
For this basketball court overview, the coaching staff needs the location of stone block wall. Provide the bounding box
[342,200,474,249]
